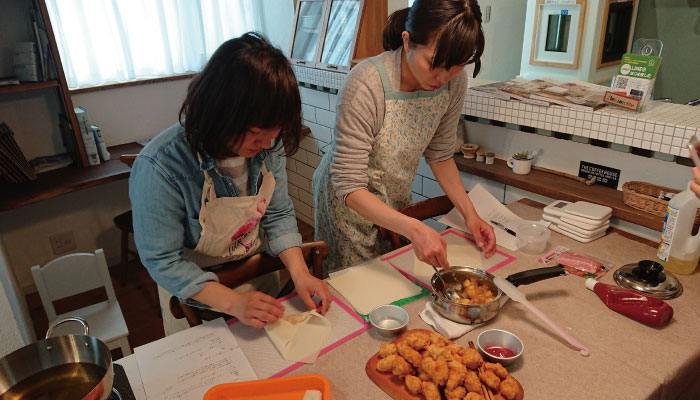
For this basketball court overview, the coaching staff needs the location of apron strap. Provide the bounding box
[370,57,394,95]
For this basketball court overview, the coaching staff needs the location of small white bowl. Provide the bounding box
[369,305,409,337]
[476,329,524,366]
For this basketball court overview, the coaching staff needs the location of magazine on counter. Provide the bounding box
[529,78,608,111]
[496,78,551,107]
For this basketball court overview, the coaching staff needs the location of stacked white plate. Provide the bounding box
[542,200,612,243]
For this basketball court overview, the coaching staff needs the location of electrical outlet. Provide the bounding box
[49,231,77,255]
[484,5,491,23]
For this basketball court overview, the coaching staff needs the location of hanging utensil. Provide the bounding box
[493,277,590,357]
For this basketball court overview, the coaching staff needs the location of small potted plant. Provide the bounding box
[508,151,533,174]
[512,151,533,160]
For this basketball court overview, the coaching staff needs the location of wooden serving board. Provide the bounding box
[365,329,524,400]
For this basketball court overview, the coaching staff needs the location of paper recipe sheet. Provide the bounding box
[135,318,256,400]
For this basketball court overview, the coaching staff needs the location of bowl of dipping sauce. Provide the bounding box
[369,305,409,337]
[476,329,524,366]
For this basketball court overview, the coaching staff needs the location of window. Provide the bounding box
[45,0,263,89]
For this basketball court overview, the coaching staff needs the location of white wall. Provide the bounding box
[477,0,528,82]
[0,242,32,356]
[519,0,637,84]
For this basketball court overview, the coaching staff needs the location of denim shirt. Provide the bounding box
[129,123,302,301]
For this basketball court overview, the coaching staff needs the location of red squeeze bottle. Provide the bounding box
[585,279,674,327]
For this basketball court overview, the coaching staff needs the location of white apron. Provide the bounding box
[158,162,280,335]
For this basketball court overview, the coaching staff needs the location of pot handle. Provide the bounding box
[46,316,89,339]
[506,265,565,287]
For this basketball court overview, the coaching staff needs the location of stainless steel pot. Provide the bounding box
[0,317,120,400]
[431,265,565,324]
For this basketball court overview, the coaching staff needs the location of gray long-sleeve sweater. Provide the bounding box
[328,48,467,199]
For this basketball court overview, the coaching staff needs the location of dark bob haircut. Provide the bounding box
[382,0,485,75]
[180,32,301,159]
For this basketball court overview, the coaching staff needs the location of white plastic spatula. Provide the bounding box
[494,277,590,357]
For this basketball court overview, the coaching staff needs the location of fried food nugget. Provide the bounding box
[404,332,430,350]
[421,381,441,400]
[465,392,486,400]
[404,375,422,395]
[428,332,451,347]
[446,363,467,389]
[426,343,446,359]
[378,342,397,358]
[458,277,495,305]
[461,347,484,369]
[376,354,397,372]
[500,376,519,400]
[444,385,467,400]
[397,341,423,368]
[464,370,482,393]
[417,370,430,382]
[484,361,509,380]
[478,369,501,390]
[421,356,448,387]
[391,355,413,376]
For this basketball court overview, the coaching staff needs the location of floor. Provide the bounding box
[26,218,315,360]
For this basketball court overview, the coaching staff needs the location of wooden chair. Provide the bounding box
[113,154,138,286]
[169,240,329,327]
[31,249,131,356]
[379,195,454,250]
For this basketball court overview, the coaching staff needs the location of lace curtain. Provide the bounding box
[46,0,262,89]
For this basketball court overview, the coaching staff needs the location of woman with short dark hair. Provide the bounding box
[313,0,496,273]
[130,32,330,335]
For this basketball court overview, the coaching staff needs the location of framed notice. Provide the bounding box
[530,0,587,69]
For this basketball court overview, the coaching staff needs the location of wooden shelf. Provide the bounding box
[454,156,665,231]
[0,80,60,95]
[0,142,143,212]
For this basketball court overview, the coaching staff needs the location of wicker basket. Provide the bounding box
[622,181,700,224]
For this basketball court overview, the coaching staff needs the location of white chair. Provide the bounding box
[31,249,131,356]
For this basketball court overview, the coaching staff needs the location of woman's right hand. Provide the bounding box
[407,220,449,269]
[228,290,285,328]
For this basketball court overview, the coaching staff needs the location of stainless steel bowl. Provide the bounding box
[430,266,504,325]
[369,305,409,337]
[476,328,524,366]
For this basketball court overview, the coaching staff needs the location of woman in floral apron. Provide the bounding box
[313,0,496,274]
[130,33,330,335]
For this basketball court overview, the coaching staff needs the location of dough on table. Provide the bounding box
[264,310,331,364]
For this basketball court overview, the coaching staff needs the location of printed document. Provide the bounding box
[135,318,257,400]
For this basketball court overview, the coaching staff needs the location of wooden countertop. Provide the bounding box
[454,155,665,231]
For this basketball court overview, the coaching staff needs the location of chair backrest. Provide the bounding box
[120,154,138,167]
[31,249,116,320]
[380,195,454,250]
[169,240,329,327]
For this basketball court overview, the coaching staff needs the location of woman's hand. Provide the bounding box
[227,291,285,328]
[692,167,700,200]
[407,220,449,269]
[465,214,497,258]
[291,273,332,314]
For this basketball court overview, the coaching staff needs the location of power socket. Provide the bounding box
[49,231,77,255]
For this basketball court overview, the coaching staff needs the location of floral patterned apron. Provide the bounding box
[159,162,279,335]
[314,56,450,274]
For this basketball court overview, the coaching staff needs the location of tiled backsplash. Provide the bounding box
[466,80,700,158]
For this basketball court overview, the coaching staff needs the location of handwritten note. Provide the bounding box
[134,318,257,399]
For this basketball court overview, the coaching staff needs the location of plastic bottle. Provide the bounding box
[585,279,673,327]
[656,182,700,275]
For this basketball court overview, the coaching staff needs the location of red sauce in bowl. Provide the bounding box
[484,346,516,358]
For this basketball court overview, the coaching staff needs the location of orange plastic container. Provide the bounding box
[203,374,331,400]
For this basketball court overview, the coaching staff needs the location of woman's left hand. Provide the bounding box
[465,215,497,258]
[292,273,332,314]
